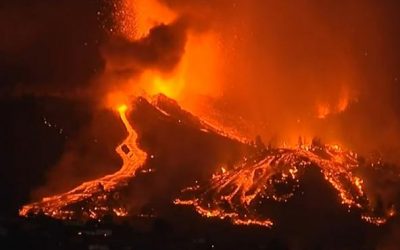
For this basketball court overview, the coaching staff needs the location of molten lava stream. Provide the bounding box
[175,144,396,227]
[19,104,147,220]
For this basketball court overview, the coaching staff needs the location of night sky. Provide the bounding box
[0,0,112,215]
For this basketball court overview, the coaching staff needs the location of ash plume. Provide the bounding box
[2,0,193,196]
[157,0,400,163]
[102,18,188,75]
[0,0,191,202]
[2,1,400,249]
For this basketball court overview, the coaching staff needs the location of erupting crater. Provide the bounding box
[20,95,398,228]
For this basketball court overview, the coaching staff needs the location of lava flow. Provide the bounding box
[19,95,399,228]
[19,104,147,220]
[175,142,397,227]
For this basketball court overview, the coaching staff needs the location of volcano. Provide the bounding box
[20,95,399,229]
[19,95,250,220]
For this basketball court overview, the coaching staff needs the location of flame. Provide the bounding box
[117,104,128,113]
[107,0,223,113]
[21,0,225,220]
[20,95,397,227]
[19,0,397,230]
[142,32,222,103]
[317,104,330,119]
[102,0,183,108]
[140,70,185,99]
[221,167,226,174]
[338,95,350,113]
[316,87,354,119]
[105,91,133,111]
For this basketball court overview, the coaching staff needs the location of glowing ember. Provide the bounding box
[19,104,147,220]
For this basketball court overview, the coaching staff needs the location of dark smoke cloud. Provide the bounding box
[1,1,190,198]
[102,17,188,76]
[0,1,400,248]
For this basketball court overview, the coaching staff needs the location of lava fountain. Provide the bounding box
[19,0,400,230]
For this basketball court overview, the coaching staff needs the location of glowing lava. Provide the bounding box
[19,104,147,220]
[175,143,396,227]
[20,95,397,228]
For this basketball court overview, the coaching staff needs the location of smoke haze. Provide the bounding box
[156,0,400,162]
[2,1,400,248]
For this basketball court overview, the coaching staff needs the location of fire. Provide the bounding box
[316,87,354,119]
[18,0,398,231]
[317,104,330,119]
[105,90,133,111]
[117,104,128,113]
[20,94,398,228]
[108,0,223,113]
[113,0,183,100]
[140,70,185,99]
[338,95,350,112]
[141,32,222,102]
[221,167,226,174]
[21,0,225,220]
